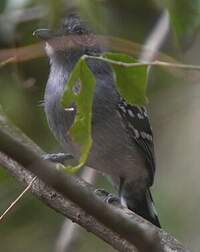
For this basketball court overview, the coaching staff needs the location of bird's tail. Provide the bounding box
[121,189,161,228]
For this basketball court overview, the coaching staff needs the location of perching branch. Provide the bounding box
[55,167,98,252]
[0,107,135,252]
[0,152,135,252]
[0,107,191,252]
[0,108,160,252]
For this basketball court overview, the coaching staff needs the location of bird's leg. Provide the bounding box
[42,153,73,164]
[117,177,127,208]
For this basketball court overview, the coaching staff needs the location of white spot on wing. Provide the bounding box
[142,107,148,117]
[118,104,126,113]
[141,131,153,141]
[127,109,135,118]
[163,245,176,252]
[137,113,144,119]
[134,129,140,138]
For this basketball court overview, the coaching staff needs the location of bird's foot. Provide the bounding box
[42,153,73,164]
[106,195,121,206]
[95,189,121,207]
[95,188,110,197]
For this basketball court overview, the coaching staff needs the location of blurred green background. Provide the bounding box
[0,0,200,251]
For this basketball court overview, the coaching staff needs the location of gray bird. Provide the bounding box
[34,14,161,227]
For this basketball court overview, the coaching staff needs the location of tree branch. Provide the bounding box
[0,152,135,252]
[55,167,98,252]
[0,107,190,252]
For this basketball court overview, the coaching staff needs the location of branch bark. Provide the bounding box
[0,152,135,252]
[55,167,98,252]
[0,107,191,252]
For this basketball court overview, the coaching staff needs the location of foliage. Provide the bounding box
[61,53,148,173]
[61,58,95,174]
[104,53,148,105]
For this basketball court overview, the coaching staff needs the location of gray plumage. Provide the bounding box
[35,14,160,227]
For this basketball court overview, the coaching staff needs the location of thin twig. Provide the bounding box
[0,57,15,68]
[0,176,37,222]
[84,55,200,71]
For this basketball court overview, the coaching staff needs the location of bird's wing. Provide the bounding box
[117,99,155,185]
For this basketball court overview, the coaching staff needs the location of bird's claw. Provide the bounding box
[105,195,121,206]
[95,188,110,197]
[95,189,121,207]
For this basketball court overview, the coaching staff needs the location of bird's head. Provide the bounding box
[33,14,101,67]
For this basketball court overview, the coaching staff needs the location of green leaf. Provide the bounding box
[61,59,82,108]
[61,58,95,174]
[61,52,148,174]
[104,53,148,105]
[163,0,200,45]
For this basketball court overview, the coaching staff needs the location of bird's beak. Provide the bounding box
[33,29,54,40]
